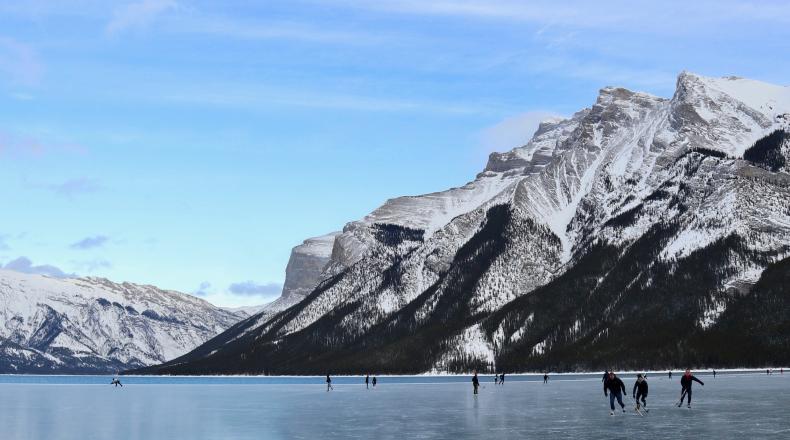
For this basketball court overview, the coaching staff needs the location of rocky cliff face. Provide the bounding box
[0,270,245,373]
[141,73,790,375]
[281,233,340,301]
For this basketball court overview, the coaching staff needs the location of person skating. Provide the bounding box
[326,374,333,392]
[713,369,716,378]
[472,372,480,395]
[632,374,648,412]
[543,373,548,384]
[668,371,672,380]
[603,372,627,415]
[372,376,377,388]
[602,370,609,383]
[678,369,704,408]
[500,373,505,385]
[365,374,370,389]
[110,377,123,387]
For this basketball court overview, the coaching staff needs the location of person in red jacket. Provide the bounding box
[678,369,704,408]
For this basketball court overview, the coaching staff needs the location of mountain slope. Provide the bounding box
[139,72,790,375]
[0,270,245,373]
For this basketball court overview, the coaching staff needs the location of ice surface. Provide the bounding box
[0,373,788,439]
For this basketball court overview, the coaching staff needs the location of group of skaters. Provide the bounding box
[472,368,708,415]
[325,374,378,391]
[471,371,550,394]
[604,369,704,415]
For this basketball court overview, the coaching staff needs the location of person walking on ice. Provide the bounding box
[543,373,549,384]
[678,369,704,408]
[372,376,377,388]
[632,374,648,413]
[472,372,480,395]
[365,374,370,389]
[326,374,333,392]
[604,372,627,415]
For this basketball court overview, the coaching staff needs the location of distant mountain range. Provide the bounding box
[135,72,790,375]
[0,269,247,373]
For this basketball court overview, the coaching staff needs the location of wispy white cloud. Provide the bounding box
[47,178,101,197]
[70,235,109,250]
[228,280,282,296]
[322,0,790,29]
[2,256,73,278]
[160,83,506,115]
[106,0,178,35]
[171,15,389,45]
[193,280,212,297]
[0,37,43,86]
[0,131,87,157]
[71,258,112,272]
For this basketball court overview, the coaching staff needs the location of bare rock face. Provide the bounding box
[281,233,340,301]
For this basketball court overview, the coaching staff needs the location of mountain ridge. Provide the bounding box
[0,269,247,373]
[135,72,790,375]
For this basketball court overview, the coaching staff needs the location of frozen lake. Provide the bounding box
[1,372,788,439]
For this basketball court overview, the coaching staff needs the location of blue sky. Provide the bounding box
[1,0,789,307]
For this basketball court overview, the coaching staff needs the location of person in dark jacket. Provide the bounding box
[365,374,370,389]
[602,370,609,383]
[326,374,333,392]
[543,373,549,384]
[603,372,627,415]
[372,376,377,388]
[499,373,505,385]
[632,374,648,411]
[678,369,704,408]
[472,372,480,395]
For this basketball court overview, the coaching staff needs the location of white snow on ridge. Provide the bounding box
[0,269,244,371]
[362,173,523,237]
[702,75,790,118]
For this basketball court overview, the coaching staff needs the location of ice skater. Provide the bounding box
[602,370,609,383]
[543,373,548,384]
[110,377,123,387]
[326,374,333,392]
[365,374,370,389]
[372,376,377,388]
[499,373,505,385]
[472,372,480,395]
[668,371,673,380]
[632,374,648,412]
[603,372,627,415]
[678,369,704,408]
[713,369,716,378]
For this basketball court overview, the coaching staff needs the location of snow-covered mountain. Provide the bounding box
[141,72,790,375]
[0,269,246,373]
